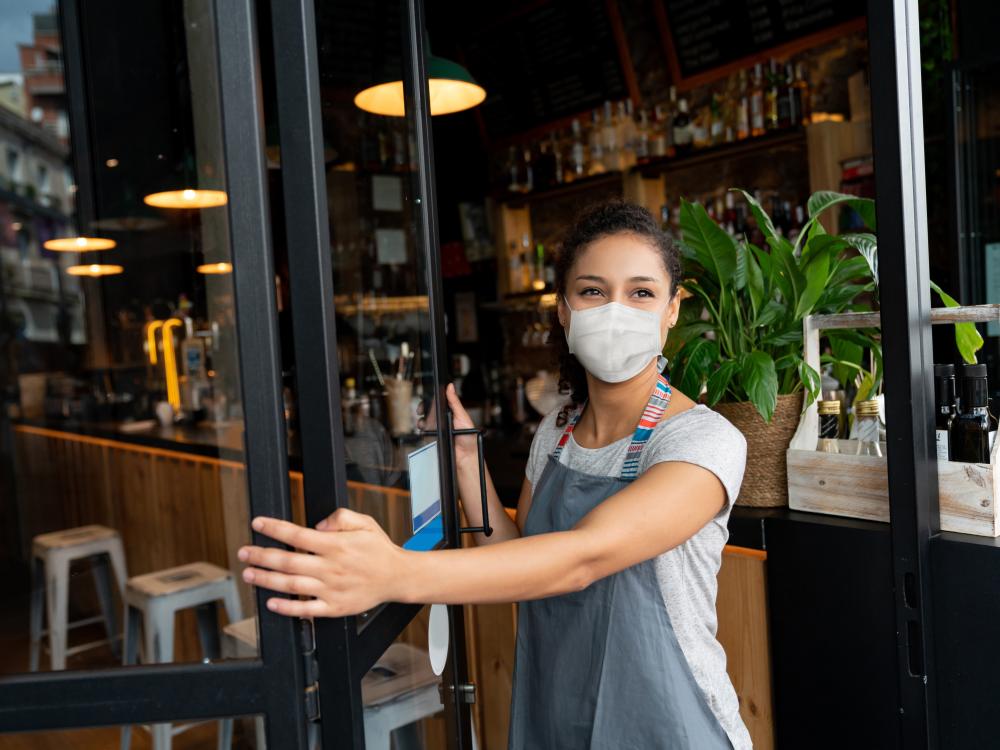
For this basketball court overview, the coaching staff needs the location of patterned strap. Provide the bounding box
[551,372,672,481]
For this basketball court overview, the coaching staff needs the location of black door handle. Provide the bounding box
[449,422,493,538]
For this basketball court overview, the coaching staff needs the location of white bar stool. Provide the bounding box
[29,524,128,671]
[217,618,478,750]
[120,561,242,750]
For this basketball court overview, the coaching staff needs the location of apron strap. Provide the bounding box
[550,370,672,478]
[620,373,672,480]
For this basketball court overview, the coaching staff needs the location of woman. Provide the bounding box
[239,200,751,749]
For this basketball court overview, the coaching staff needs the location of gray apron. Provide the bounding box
[508,377,733,749]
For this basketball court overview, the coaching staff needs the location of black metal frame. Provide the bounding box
[0,0,309,744]
[867,0,939,746]
[269,0,472,747]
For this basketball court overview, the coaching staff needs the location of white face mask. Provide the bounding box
[564,297,667,383]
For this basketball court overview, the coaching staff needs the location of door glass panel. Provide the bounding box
[310,0,443,549]
[0,714,264,749]
[0,1,265,674]
[362,605,447,748]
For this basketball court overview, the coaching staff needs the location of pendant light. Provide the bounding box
[142,151,228,210]
[196,261,232,275]
[44,236,116,252]
[354,48,485,117]
[66,263,124,277]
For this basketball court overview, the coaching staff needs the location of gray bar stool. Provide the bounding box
[120,561,242,750]
[29,524,128,671]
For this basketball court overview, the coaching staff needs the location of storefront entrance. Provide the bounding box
[0,0,474,747]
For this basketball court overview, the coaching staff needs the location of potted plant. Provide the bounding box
[668,189,982,506]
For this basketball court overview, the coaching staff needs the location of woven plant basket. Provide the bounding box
[713,392,804,507]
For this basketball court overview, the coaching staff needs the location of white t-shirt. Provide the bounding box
[525,402,752,750]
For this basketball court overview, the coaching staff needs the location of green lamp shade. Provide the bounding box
[354,55,485,117]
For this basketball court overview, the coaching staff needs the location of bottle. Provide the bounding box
[778,63,795,129]
[934,364,957,461]
[765,59,779,130]
[652,105,669,157]
[750,64,765,137]
[635,108,651,162]
[602,100,619,170]
[569,118,587,180]
[508,241,523,293]
[342,377,358,434]
[533,243,546,291]
[710,93,724,146]
[792,63,811,125]
[522,146,534,192]
[818,400,841,453]
[521,233,533,290]
[620,99,638,168]
[736,70,750,140]
[951,364,992,462]
[588,108,606,174]
[672,97,693,152]
[854,398,883,456]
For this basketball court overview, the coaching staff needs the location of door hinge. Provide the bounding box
[440,681,477,704]
[301,618,321,723]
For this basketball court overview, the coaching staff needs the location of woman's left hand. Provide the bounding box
[238,509,408,618]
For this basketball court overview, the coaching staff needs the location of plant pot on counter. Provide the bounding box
[713,392,804,508]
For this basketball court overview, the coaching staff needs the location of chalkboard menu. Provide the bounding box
[661,0,865,81]
[458,0,630,139]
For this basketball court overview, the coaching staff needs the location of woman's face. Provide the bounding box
[557,232,681,345]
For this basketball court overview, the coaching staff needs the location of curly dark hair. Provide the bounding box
[550,199,682,424]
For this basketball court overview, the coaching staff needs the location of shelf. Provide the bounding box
[482,291,558,312]
[496,171,622,207]
[632,127,807,178]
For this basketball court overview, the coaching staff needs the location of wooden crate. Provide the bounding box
[786,305,1000,537]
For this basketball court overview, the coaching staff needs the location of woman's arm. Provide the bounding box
[239,459,726,618]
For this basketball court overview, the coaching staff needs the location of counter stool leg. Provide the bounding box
[194,602,222,661]
[45,552,69,671]
[91,553,121,658]
[146,600,175,750]
[28,556,45,672]
[119,604,143,750]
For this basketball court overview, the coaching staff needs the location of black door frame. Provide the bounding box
[269,0,473,746]
[0,0,310,745]
[867,0,940,746]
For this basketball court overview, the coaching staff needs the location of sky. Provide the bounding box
[0,1,58,73]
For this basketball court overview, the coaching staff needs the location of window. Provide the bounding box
[6,147,21,183]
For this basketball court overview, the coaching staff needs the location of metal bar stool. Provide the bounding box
[29,524,128,671]
[120,561,242,750]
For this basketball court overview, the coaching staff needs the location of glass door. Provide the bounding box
[0,0,313,746]
[263,0,474,747]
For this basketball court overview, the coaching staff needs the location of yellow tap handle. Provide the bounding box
[146,320,164,365]
[161,318,183,411]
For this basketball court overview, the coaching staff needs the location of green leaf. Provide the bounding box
[753,299,786,328]
[734,189,793,255]
[797,359,822,406]
[762,328,803,346]
[741,350,779,422]
[732,240,748,291]
[745,245,765,316]
[770,240,806,308]
[841,233,878,283]
[828,333,864,389]
[795,249,832,318]
[827,255,874,289]
[674,337,720,399]
[679,199,738,285]
[705,360,740,406]
[795,192,877,255]
[931,281,984,364]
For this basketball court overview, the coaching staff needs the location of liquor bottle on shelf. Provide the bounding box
[765,58,780,130]
[792,63,811,125]
[935,364,957,460]
[736,70,751,140]
[551,131,564,185]
[569,118,587,180]
[651,104,669,157]
[692,102,710,149]
[635,108,651,162]
[522,146,534,192]
[521,233,534,291]
[951,364,993,462]
[622,99,638,168]
[750,63,765,137]
[672,97,693,153]
[534,243,547,291]
[710,93,725,146]
[778,63,796,129]
[602,100,620,170]
[588,108,606,174]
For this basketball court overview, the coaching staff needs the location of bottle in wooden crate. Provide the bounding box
[854,399,883,457]
[951,364,992,462]
[934,363,957,460]
[817,400,841,453]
